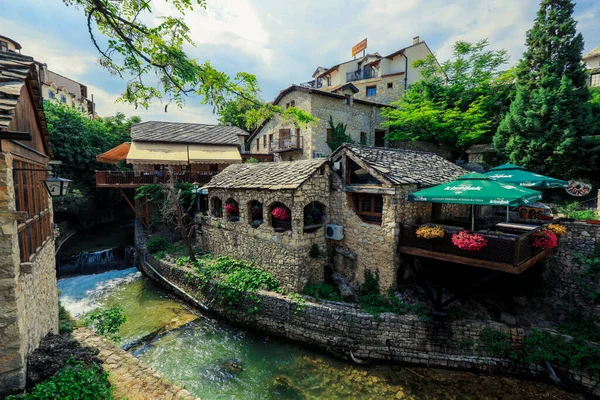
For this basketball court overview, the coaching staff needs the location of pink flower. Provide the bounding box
[532,230,558,249]
[271,206,291,221]
[225,203,239,216]
[451,231,488,251]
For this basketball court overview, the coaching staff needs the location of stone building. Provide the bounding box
[201,144,466,292]
[0,51,58,395]
[248,85,388,162]
[302,37,435,105]
[583,44,600,87]
[201,159,330,291]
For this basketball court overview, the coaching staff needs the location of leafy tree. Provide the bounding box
[218,94,262,132]
[326,116,353,151]
[382,39,512,149]
[493,0,596,180]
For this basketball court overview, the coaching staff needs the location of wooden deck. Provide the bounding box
[399,224,552,274]
[95,171,218,188]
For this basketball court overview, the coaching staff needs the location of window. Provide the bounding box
[248,200,263,228]
[344,94,351,105]
[256,139,260,151]
[268,134,273,148]
[225,198,240,222]
[591,72,600,87]
[290,100,295,108]
[360,132,367,145]
[48,91,55,99]
[12,160,52,263]
[304,202,325,233]
[263,136,267,147]
[326,128,333,142]
[60,95,67,103]
[375,130,386,147]
[366,86,377,97]
[351,193,383,224]
[286,102,290,109]
[211,197,223,217]
[270,202,292,232]
[387,82,393,89]
[347,157,381,185]
[0,41,7,52]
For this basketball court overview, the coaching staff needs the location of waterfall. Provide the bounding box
[58,245,135,277]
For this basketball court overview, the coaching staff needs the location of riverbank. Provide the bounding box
[135,222,599,397]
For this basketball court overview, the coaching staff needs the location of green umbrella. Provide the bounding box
[408,172,543,230]
[484,163,568,189]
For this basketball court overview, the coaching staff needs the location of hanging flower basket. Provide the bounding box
[451,231,488,251]
[546,224,566,236]
[416,225,445,239]
[272,206,291,221]
[532,229,558,249]
[225,203,239,217]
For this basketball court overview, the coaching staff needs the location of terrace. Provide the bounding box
[95,170,218,188]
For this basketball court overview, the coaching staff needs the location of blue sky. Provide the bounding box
[3,0,600,124]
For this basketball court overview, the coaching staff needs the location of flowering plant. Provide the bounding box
[546,224,566,236]
[416,225,445,239]
[225,203,239,216]
[532,229,558,249]
[451,231,488,251]
[271,206,291,221]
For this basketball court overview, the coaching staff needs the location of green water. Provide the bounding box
[58,269,578,400]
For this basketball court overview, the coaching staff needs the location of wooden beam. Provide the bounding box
[1,131,33,141]
[0,211,28,221]
[119,188,149,229]
[398,246,523,274]
[343,185,395,195]
[515,248,553,274]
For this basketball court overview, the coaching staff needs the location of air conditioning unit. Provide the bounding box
[325,224,344,240]
[332,161,341,171]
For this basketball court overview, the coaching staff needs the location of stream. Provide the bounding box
[57,227,578,399]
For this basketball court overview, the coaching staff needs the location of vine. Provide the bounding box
[288,293,307,315]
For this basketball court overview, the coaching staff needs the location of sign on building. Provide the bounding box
[352,38,367,57]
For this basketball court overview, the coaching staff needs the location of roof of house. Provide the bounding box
[583,45,600,60]
[0,51,51,154]
[340,144,466,187]
[131,121,249,145]
[0,35,22,50]
[466,143,494,154]
[205,159,328,190]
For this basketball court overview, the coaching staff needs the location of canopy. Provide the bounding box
[96,142,130,164]
[485,163,568,189]
[408,172,542,207]
[126,141,188,165]
[188,144,242,164]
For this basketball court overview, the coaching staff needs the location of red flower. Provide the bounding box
[271,206,291,221]
[225,203,239,216]
[451,231,488,251]
[532,230,558,249]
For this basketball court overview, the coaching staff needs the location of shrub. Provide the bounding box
[246,157,259,163]
[546,223,567,236]
[6,359,113,400]
[478,327,515,358]
[416,225,445,239]
[146,235,174,254]
[309,244,321,258]
[303,282,342,301]
[451,231,488,251]
[532,229,558,249]
[83,307,127,341]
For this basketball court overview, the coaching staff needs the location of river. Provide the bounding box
[57,228,578,399]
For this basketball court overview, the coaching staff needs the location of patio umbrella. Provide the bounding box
[484,163,568,189]
[408,172,543,230]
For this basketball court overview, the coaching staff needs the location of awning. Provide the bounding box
[126,141,189,165]
[188,144,242,164]
[96,142,131,164]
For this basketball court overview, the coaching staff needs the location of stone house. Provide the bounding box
[201,144,466,292]
[201,159,330,291]
[0,51,58,395]
[248,85,388,162]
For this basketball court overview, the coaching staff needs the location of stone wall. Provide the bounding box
[0,152,59,396]
[136,230,600,397]
[200,169,331,292]
[352,74,406,105]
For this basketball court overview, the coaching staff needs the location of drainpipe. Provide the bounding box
[403,53,409,91]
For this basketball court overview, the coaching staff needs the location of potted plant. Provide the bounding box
[272,206,291,231]
[451,231,488,251]
[546,224,567,236]
[532,229,558,249]
[416,225,445,239]
[225,202,239,221]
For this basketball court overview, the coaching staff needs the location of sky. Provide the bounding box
[2,0,600,124]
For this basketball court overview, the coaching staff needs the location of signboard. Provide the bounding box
[352,38,367,57]
[566,180,592,197]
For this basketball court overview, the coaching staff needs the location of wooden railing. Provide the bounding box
[96,171,218,187]
[269,135,303,153]
[399,224,548,269]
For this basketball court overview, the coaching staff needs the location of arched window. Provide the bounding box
[248,200,263,228]
[225,198,239,222]
[211,197,223,218]
[303,201,326,233]
[270,202,292,232]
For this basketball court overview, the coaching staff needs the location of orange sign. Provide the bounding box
[352,38,367,57]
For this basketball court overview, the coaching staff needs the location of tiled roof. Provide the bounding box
[584,45,600,60]
[0,51,50,154]
[131,121,249,145]
[342,144,466,187]
[205,159,328,190]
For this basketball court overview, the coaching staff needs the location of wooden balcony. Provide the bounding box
[399,224,553,274]
[270,135,303,153]
[95,171,218,188]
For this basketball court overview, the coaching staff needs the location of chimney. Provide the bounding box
[413,36,420,45]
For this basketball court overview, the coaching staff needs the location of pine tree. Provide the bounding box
[493,0,595,180]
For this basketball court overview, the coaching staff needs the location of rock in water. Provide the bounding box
[332,273,357,302]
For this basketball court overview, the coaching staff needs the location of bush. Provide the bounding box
[309,244,321,258]
[6,359,113,400]
[303,282,342,301]
[146,235,174,254]
[559,202,598,221]
[58,302,75,334]
[83,307,127,341]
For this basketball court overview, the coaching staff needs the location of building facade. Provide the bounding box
[249,85,387,162]
[302,37,434,105]
[583,45,600,87]
[0,51,58,396]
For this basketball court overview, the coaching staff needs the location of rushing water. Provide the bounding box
[58,268,578,400]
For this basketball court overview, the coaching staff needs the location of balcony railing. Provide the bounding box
[96,171,219,188]
[399,224,550,273]
[346,69,380,83]
[269,135,304,153]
